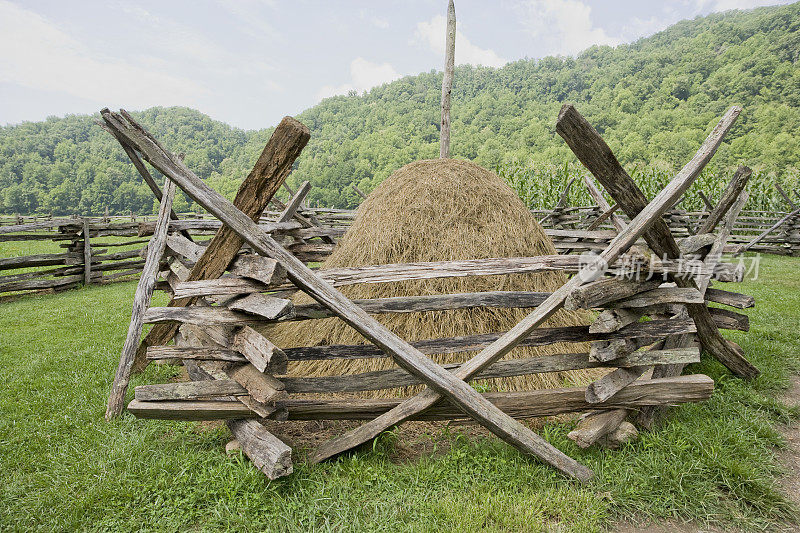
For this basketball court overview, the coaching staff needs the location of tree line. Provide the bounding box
[1,2,798,215]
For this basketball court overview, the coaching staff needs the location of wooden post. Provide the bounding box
[277,181,311,223]
[82,218,92,286]
[351,184,368,200]
[105,178,177,420]
[439,0,456,159]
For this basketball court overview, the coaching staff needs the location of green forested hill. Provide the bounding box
[1,2,799,215]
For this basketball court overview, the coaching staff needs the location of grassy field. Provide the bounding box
[1,255,799,532]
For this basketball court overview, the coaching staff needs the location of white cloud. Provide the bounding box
[0,1,206,109]
[693,0,791,10]
[316,57,401,100]
[414,15,507,68]
[516,0,621,57]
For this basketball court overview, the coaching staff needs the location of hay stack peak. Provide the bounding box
[269,158,596,395]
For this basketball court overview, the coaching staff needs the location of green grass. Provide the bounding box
[1,255,799,532]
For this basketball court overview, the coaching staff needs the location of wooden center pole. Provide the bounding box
[439,0,456,159]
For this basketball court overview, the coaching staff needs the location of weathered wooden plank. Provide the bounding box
[143,306,266,326]
[228,255,286,285]
[146,345,247,362]
[0,253,74,271]
[708,306,749,332]
[226,419,293,480]
[138,219,302,236]
[171,257,709,299]
[228,294,293,320]
[171,277,270,299]
[290,291,551,319]
[585,366,649,403]
[679,233,716,255]
[565,278,661,310]
[614,287,704,308]
[128,374,715,421]
[281,347,700,394]
[105,178,176,420]
[231,326,288,374]
[567,409,628,448]
[704,288,755,309]
[134,379,246,401]
[166,233,204,263]
[225,364,286,405]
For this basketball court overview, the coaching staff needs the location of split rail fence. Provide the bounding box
[98,104,761,483]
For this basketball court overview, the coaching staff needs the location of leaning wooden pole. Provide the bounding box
[439,0,456,159]
[105,177,176,420]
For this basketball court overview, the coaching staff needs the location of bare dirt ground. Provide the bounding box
[776,374,800,508]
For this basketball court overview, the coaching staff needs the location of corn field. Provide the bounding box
[498,160,800,213]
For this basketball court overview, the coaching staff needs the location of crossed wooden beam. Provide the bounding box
[101,103,754,481]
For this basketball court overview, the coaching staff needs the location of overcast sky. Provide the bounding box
[0,0,793,129]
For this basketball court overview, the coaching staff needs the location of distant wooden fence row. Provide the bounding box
[1,196,797,298]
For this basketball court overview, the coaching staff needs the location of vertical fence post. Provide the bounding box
[82,218,92,286]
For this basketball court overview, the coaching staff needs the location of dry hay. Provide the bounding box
[268,158,598,397]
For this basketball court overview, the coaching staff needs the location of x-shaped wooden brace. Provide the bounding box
[101,104,742,481]
[301,105,747,465]
[102,109,595,480]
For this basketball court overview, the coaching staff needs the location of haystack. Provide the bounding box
[269,159,597,396]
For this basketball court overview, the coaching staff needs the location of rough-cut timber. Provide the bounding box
[567,409,628,448]
[128,374,715,422]
[105,178,176,420]
[226,419,293,479]
[280,347,700,394]
[232,326,288,374]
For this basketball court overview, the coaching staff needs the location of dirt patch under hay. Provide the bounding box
[259,417,551,464]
